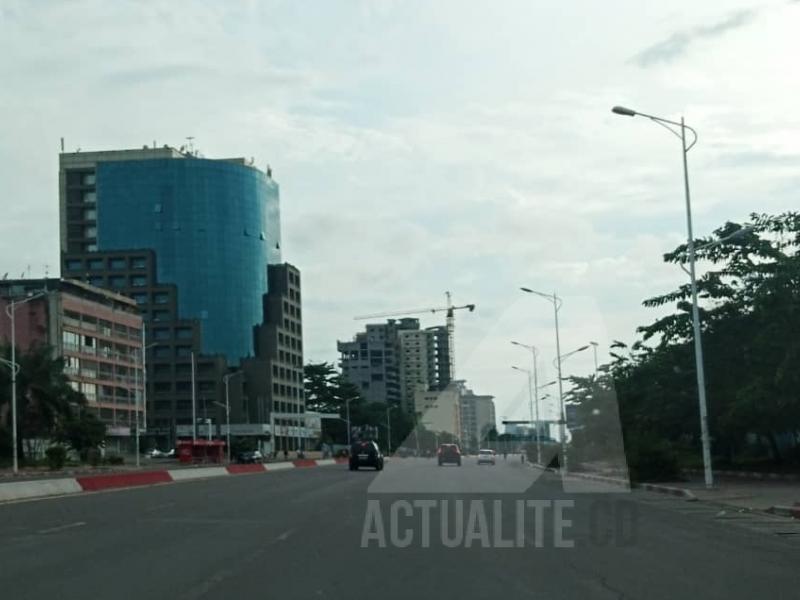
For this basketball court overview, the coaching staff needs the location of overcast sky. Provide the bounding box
[2,0,798,425]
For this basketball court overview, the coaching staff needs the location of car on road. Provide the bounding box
[437,443,462,466]
[349,440,384,470]
[236,450,264,464]
[477,449,496,465]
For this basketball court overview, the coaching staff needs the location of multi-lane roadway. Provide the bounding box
[1,457,798,599]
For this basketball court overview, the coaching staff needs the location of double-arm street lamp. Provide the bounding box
[4,290,49,473]
[520,287,570,472]
[611,105,714,487]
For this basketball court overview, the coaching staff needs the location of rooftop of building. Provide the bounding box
[59,144,273,177]
[0,277,139,312]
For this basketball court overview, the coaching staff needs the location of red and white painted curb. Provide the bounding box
[0,458,349,503]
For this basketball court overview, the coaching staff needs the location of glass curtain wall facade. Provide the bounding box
[95,158,281,364]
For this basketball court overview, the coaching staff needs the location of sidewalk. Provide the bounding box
[667,476,800,513]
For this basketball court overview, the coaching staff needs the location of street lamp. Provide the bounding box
[611,104,713,488]
[4,290,48,473]
[511,364,541,465]
[345,398,352,448]
[589,341,599,377]
[520,287,569,473]
[222,370,243,463]
[386,405,396,454]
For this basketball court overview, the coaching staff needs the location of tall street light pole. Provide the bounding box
[511,365,541,465]
[4,290,48,474]
[223,371,242,463]
[612,104,713,489]
[511,341,541,465]
[520,288,569,473]
[386,405,395,454]
[345,398,351,448]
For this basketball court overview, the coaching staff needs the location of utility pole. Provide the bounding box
[191,351,197,442]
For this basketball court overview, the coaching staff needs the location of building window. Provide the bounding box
[83,191,96,204]
[85,226,97,238]
[86,243,98,252]
[175,382,192,393]
[130,292,147,305]
[131,257,146,269]
[153,346,170,359]
[87,276,104,287]
[65,259,82,271]
[154,382,171,393]
[108,275,126,289]
[110,258,127,270]
[88,258,104,270]
[84,208,97,220]
[131,275,147,287]
[82,173,96,186]
[175,346,192,358]
[152,310,170,322]
[153,292,169,304]
[152,328,170,341]
[175,327,192,340]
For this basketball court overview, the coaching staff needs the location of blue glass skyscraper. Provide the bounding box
[94,154,281,363]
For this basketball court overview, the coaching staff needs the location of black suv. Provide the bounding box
[438,443,462,466]
[349,440,384,471]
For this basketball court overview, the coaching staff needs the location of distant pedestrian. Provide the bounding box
[283,448,288,461]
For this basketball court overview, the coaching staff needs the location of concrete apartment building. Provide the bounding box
[338,319,454,414]
[240,263,306,453]
[58,146,295,448]
[425,325,451,391]
[337,318,418,408]
[459,385,496,452]
[0,278,144,452]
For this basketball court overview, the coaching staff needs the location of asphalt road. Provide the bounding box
[1,457,798,600]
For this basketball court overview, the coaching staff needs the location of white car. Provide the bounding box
[477,449,496,465]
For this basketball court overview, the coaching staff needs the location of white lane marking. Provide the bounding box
[276,529,294,541]
[38,521,86,534]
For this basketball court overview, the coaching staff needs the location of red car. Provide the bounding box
[437,444,462,466]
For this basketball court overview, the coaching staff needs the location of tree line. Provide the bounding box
[568,212,800,480]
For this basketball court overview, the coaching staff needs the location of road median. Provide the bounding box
[0,458,347,504]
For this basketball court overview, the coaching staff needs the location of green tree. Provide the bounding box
[56,411,106,462]
[574,213,800,474]
[0,343,85,463]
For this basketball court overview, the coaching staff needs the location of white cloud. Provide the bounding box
[1,0,798,424]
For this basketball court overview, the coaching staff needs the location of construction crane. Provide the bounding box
[353,292,476,382]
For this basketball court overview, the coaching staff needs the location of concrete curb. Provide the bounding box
[0,458,349,504]
[767,505,800,519]
[542,467,697,500]
[684,468,800,482]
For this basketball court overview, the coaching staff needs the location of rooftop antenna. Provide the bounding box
[186,136,195,155]
[60,137,64,152]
